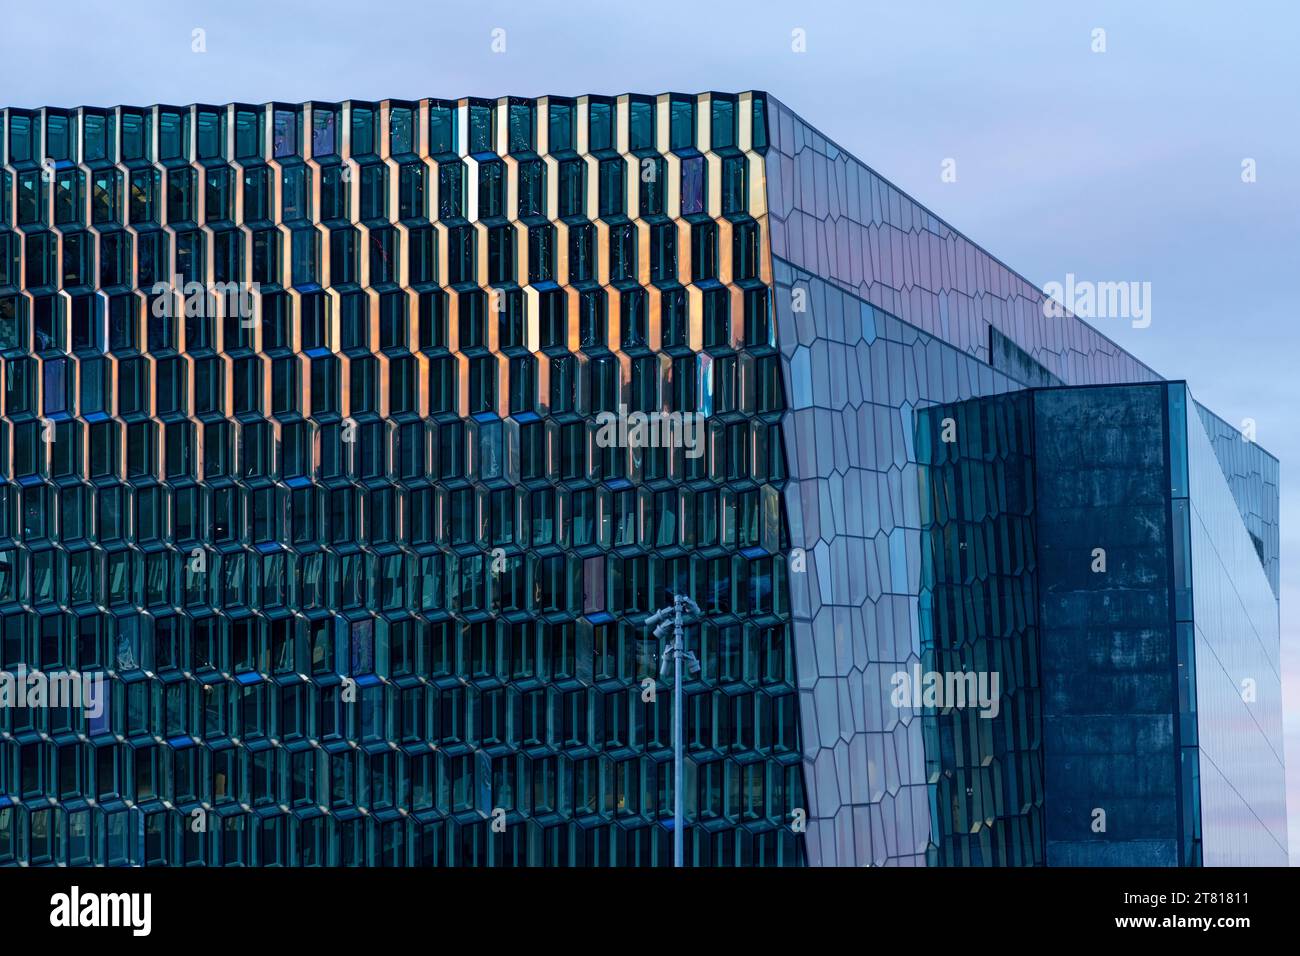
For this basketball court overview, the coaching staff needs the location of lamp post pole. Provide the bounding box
[649,594,700,869]
[672,596,684,869]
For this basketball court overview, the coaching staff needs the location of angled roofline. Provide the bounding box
[758,90,1164,385]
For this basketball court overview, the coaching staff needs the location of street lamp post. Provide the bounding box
[647,594,701,868]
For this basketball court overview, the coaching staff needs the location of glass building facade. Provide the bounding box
[914,383,1286,867]
[762,96,1283,867]
[0,92,1284,866]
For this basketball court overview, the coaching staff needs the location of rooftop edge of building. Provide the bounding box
[0,91,1269,463]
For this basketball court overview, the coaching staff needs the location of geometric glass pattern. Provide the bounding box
[0,94,805,866]
[0,91,1282,866]
[762,95,1282,867]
